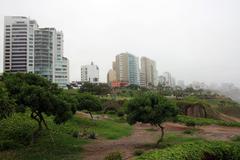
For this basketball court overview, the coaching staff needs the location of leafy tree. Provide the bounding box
[126,93,178,145]
[80,82,111,95]
[2,73,73,130]
[0,83,15,120]
[76,93,102,119]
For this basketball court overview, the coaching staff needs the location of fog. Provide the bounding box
[0,0,240,87]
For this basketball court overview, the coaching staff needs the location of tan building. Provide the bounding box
[140,57,158,87]
[107,69,117,84]
[110,52,140,85]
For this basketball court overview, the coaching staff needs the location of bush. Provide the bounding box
[176,115,240,127]
[104,152,122,160]
[231,135,240,142]
[117,111,124,117]
[137,141,240,160]
[0,113,36,146]
[186,121,196,127]
[134,149,144,156]
[0,140,23,151]
[72,130,80,138]
[88,131,96,139]
[183,129,196,135]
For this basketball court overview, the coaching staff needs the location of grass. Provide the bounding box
[0,112,132,160]
[176,115,240,127]
[142,131,203,150]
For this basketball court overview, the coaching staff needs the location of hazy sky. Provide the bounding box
[0,0,240,86]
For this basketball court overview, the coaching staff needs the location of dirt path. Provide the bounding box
[82,123,240,160]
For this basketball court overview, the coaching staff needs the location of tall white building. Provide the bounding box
[3,16,69,88]
[3,16,38,73]
[81,62,99,83]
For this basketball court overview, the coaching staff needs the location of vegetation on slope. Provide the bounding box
[137,141,240,160]
[0,112,132,160]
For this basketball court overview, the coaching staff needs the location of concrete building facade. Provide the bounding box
[3,16,69,88]
[140,56,158,87]
[81,62,99,83]
[114,53,140,85]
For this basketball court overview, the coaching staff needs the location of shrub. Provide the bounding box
[134,149,144,156]
[72,131,80,138]
[186,121,196,127]
[231,135,240,142]
[0,140,23,151]
[104,152,122,160]
[0,113,36,146]
[117,111,124,117]
[183,128,198,135]
[88,131,96,139]
[137,141,240,160]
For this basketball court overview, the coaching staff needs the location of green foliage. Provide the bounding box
[137,141,240,160]
[185,121,196,127]
[0,112,37,146]
[176,115,240,127]
[126,92,178,144]
[76,93,102,118]
[104,152,122,160]
[231,135,240,142]
[0,140,23,151]
[126,92,178,126]
[80,82,111,95]
[183,128,197,135]
[0,83,15,120]
[2,73,73,129]
[0,112,132,159]
[134,149,144,156]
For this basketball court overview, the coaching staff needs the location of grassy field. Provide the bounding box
[176,115,240,127]
[0,112,132,160]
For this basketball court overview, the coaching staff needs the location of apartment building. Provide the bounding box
[3,16,69,88]
[81,62,99,83]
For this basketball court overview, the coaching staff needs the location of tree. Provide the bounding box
[3,73,73,130]
[76,93,102,119]
[0,83,15,120]
[126,92,178,145]
[80,82,111,95]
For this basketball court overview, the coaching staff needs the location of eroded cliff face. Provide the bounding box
[185,105,207,118]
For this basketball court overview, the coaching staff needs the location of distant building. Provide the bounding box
[158,72,176,88]
[158,75,166,85]
[107,69,117,84]
[114,52,140,85]
[81,62,99,83]
[177,80,185,89]
[111,81,129,88]
[139,71,146,87]
[140,56,158,87]
[3,16,69,88]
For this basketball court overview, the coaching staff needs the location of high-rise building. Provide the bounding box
[114,53,140,85]
[4,16,38,73]
[140,56,158,87]
[34,28,55,81]
[81,62,99,83]
[53,31,69,88]
[3,16,69,88]
[107,69,117,84]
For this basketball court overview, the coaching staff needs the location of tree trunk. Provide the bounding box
[157,125,165,145]
[89,112,93,119]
